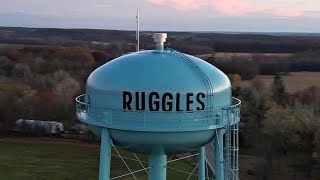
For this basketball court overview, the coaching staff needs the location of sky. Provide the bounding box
[0,0,320,32]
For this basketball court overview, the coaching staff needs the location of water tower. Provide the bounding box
[76,33,241,180]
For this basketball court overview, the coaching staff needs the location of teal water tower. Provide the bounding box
[76,33,241,180]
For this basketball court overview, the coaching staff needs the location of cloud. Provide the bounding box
[273,7,303,17]
[147,0,201,10]
[146,0,303,17]
[211,0,267,16]
[147,0,167,5]
[171,0,202,11]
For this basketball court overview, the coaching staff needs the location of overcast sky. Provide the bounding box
[1,0,320,32]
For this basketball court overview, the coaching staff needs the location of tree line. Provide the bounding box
[2,27,320,54]
[205,50,320,80]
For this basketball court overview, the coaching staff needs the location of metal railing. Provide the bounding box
[75,94,240,131]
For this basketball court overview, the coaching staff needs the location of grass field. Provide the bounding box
[0,138,198,180]
[2,138,316,180]
[251,72,320,93]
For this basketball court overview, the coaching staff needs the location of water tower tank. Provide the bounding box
[76,33,240,180]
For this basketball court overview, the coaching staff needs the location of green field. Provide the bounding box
[2,138,315,180]
[0,138,198,180]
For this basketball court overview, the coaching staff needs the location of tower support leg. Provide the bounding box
[214,129,224,180]
[99,128,111,180]
[149,152,167,180]
[198,146,205,180]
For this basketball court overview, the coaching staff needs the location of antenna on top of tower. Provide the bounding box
[136,9,140,52]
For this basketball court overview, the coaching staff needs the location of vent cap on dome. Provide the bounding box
[152,33,167,51]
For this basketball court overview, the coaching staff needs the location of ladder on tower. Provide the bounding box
[224,108,240,180]
[204,106,240,180]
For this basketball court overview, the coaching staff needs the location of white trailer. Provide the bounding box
[15,119,64,136]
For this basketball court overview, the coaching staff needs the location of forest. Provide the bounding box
[1,27,320,179]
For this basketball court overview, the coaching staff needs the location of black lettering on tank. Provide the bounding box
[196,92,205,110]
[149,92,160,111]
[135,92,145,110]
[186,93,193,111]
[123,91,206,112]
[123,91,132,110]
[162,92,173,111]
[176,93,182,111]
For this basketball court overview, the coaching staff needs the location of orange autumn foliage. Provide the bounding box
[36,88,55,102]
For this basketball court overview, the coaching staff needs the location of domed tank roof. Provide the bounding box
[87,50,231,109]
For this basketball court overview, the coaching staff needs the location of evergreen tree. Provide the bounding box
[271,75,286,105]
